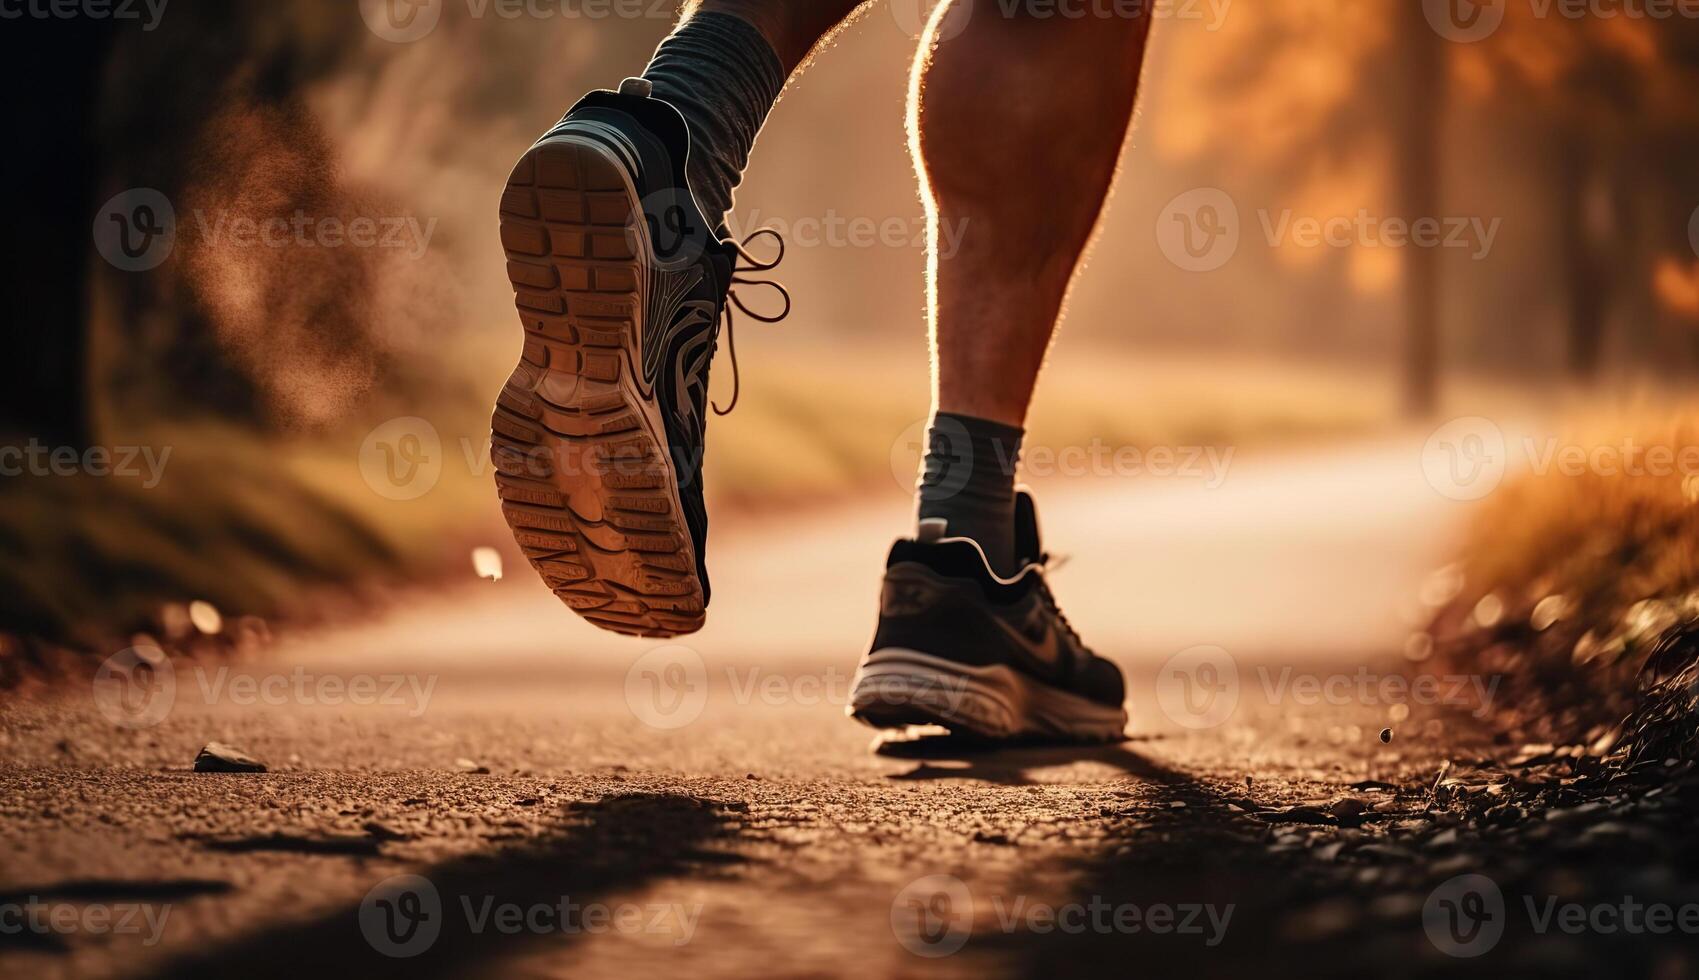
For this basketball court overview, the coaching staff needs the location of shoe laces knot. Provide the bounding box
[713,227,791,416]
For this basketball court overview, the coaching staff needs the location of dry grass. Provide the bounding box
[1431,403,1699,752]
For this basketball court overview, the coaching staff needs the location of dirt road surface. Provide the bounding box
[9,441,1688,978]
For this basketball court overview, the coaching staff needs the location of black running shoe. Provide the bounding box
[849,492,1129,741]
[494,78,786,638]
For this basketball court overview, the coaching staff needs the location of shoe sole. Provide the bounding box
[848,648,1128,742]
[495,136,706,638]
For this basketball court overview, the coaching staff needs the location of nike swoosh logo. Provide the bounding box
[987,609,1063,671]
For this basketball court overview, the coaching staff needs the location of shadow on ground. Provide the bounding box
[143,792,744,979]
[883,731,1699,979]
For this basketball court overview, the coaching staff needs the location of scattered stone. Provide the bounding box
[1483,803,1525,827]
[1425,829,1460,850]
[1258,806,1335,826]
[194,743,266,774]
[1331,798,1370,820]
[1355,843,1416,862]
[362,820,412,842]
[1350,779,1400,792]
[187,600,223,635]
[454,758,490,775]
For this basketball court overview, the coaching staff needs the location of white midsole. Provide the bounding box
[849,648,1128,740]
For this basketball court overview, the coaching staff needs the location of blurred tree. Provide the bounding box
[1396,1,1443,415]
[0,19,116,447]
[1453,8,1699,379]
[1155,1,1446,414]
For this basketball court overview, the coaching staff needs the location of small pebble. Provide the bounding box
[194,742,266,774]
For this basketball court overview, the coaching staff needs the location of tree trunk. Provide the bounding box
[1395,5,1445,417]
[0,22,116,447]
[1557,131,1613,383]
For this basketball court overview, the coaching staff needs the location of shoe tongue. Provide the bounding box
[1014,490,1043,565]
[916,517,949,544]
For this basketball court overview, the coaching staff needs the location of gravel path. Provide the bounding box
[7,447,1691,978]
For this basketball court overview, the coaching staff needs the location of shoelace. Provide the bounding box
[1034,552,1086,648]
[712,228,792,416]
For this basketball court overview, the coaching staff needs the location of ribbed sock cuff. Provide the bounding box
[917,411,1025,575]
[641,12,785,230]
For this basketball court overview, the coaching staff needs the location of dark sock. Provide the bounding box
[640,13,785,232]
[917,412,1024,576]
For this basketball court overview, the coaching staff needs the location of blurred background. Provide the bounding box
[6,0,1699,671]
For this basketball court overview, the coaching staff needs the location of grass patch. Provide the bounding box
[1429,405,1699,756]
